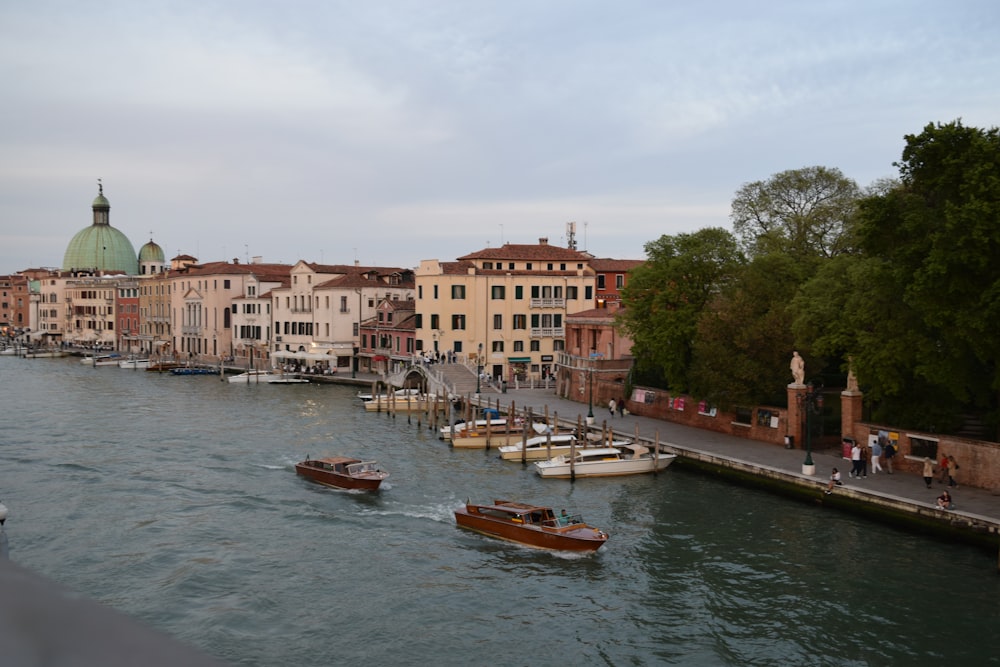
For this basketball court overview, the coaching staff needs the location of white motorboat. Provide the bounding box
[118,355,150,369]
[357,387,419,402]
[497,433,582,461]
[228,370,308,384]
[534,443,676,478]
[439,418,510,440]
[80,354,122,366]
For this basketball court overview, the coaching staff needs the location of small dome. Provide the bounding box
[62,225,138,274]
[139,240,165,263]
[92,192,110,209]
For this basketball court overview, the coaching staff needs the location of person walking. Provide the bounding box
[870,438,883,474]
[947,455,960,488]
[883,438,896,474]
[850,441,863,478]
[860,442,870,478]
[617,398,625,418]
[938,453,950,484]
[608,398,616,418]
[922,457,935,489]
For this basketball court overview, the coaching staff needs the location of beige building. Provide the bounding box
[415,238,597,383]
[270,261,414,372]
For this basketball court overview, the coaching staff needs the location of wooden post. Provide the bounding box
[570,417,578,481]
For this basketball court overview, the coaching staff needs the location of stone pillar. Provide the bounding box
[841,387,863,442]
[787,383,807,452]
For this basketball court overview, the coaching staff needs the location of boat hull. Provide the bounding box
[454,501,607,551]
[295,458,388,491]
[535,453,676,478]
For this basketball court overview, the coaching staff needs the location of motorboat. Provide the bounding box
[450,421,569,449]
[20,348,67,358]
[228,370,308,384]
[118,355,150,369]
[295,456,389,491]
[454,499,608,551]
[534,443,676,478]
[362,393,441,412]
[169,367,219,375]
[497,433,582,461]
[357,387,419,402]
[146,360,184,372]
[439,418,510,441]
[80,353,122,366]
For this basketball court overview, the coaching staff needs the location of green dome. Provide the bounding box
[139,240,165,263]
[62,224,138,274]
[62,184,138,274]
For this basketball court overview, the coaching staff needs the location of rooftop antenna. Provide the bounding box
[566,221,577,250]
[583,221,588,252]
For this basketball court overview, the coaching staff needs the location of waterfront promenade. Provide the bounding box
[485,384,1000,551]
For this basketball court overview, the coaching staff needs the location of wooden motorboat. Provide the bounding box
[454,499,608,551]
[80,353,122,366]
[146,360,184,372]
[447,420,570,449]
[497,433,582,461]
[295,456,389,491]
[439,418,510,441]
[533,443,676,478]
[362,393,442,412]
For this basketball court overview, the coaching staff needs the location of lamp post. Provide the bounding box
[476,343,483,395]
[586,366,594,424]
[801,383,823,475]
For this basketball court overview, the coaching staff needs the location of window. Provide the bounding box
[451,285,466,299]
[433,285,438,299]
[492,341,504,352]
[430,314,439,330]
[910,436,938,460]
[451,314,466,330]
[415,314,422,328]
[340,296,348,312]
[616,274,625,289]
[493,314,502,329]
[418,285,423,299]
[508,263,515,270]
[515,286,523,299]
[560,263,566,270]
[513,340,524,352]
[513,314,526,329]
[483,262,493,269]
[597,275,606,289]
[585,286,593,299]
[566,286,578,299]
[224,279,231,289]
[491,285,505,299]
[530,340,540,352]
[552,339,564,351]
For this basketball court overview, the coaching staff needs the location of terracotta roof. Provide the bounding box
[457,242,590,262]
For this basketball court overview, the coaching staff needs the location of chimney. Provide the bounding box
[539,237,548,245]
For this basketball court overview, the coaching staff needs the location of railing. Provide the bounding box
[530,327,564,338]
[530,298,565,308]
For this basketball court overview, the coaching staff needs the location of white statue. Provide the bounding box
[790,351,805,385]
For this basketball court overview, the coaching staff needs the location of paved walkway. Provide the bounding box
[486,386,1000,524]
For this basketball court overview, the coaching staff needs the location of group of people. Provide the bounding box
[826,441,960,510]
[922,454,960,489]
[608,398,626,418]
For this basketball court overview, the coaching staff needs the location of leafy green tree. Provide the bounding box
[691,252,806,408]
[731,166,861,260]
[849,120,1000,435]
[618,228,744,393]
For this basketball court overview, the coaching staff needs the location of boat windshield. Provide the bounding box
[347,462,378,475]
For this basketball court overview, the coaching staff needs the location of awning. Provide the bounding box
[508,357,531,363]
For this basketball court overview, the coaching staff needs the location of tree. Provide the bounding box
[849,121,1000,435]
[730,166,861,260]
[691,252,805,408]
[618,228,744,393]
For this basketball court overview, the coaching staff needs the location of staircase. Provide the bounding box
[385,362,497,398]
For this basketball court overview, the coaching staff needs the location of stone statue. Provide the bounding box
[790,351,805,385]
[846,367,859,392]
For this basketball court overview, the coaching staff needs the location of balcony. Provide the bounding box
[530,327,564,338]
[530,298,565,309]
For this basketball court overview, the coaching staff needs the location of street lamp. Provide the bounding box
[801,382,823,473]
[587,366,594,422]
[476,343,483,395]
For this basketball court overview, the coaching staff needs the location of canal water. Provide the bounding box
[1,356,998,666]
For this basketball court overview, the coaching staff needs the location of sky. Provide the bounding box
[1,1,998,274]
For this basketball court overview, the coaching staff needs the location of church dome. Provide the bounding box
[61,183,138,274]
[139,239,165,263]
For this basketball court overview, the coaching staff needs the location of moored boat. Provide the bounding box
[146,360,184,372]
[169,367,219,375]
[118,355,150,369]
[294,456,389,491]
[450,421,571,449]
[80,353,122,366]
[362,393,441,412]
[228,369,308,384]
[454,499,608,551]
[533,443,676,478]
[497,433,582,461]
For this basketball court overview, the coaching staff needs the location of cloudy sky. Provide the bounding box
[1,1,997,274]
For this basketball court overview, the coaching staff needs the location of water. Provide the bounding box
[1,356,998,666]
